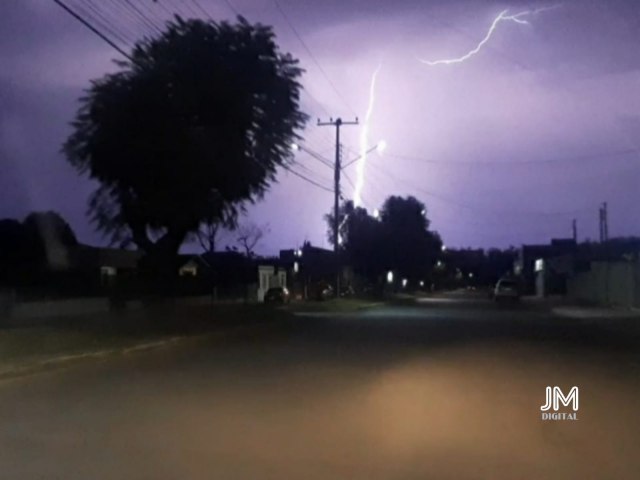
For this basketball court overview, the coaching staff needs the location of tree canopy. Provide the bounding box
[64,16,307,269]
[326,196,442,283]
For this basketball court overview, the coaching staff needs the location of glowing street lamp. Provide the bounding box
[419,280,425,287]
[441,245,447,252]
[402,278,408,288]
[373,208,380,219]
[291,142,300,151]
[386,271,394,284]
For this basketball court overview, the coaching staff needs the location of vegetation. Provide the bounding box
[326,196,443,285]
[64,16,307,275]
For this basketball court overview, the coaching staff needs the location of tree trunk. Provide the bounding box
[137,229,188,300]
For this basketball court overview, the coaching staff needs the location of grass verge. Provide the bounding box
[0,303,287,380]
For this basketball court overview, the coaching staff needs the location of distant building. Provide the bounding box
[177,251,287,302]
[69,245,142,286]
[514,238,577,296]
[280,242,350,299]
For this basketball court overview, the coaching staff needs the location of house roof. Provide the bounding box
[70,245,142,270]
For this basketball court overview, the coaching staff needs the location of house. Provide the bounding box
[514,238,577,296]
[280,242,351,299]
[68,245,142,286]
[177,251,287,302]
[256,261,287,302]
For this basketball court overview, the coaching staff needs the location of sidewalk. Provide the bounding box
[552,305,640,320]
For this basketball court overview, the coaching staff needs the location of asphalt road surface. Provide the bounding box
[1,292,639,479]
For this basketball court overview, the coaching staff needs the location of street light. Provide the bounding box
[373,208,380,219]
[293,261,299,273]
[441,245,447,252]
[419,280,425,287]
[386,271,394,284]
[402,278,408,288]
[291,142,300,151]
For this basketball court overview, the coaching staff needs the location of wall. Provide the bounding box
[568,260,639,307]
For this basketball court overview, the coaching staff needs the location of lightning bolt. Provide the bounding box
[419,5,562,66]
[353,64,382,208]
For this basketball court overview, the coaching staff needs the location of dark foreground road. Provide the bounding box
[1,293,639,479]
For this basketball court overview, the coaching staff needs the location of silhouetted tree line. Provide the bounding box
[326,196,443,287]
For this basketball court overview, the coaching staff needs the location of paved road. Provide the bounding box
[1,293,639,479]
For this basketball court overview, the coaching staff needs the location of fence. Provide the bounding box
[567,260,640,308]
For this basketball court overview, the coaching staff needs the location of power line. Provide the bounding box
[366,159,595,217]
[297,144,333,169]
[180,0,202,19]
[342,170,356,190]
[75,0,135,45]
[291,158,333,184]
[385,148,640,167]
[272,0,356,116]
[121,0,164,36]
[283,164,333,192]
[54,0,133,60]
[190,0,215,21]
[102,0,152,41]
[222,0,240,16]
[136,0,176,27]
[223,0,332,119]
[150,0,175,18]
[151,0,198,21]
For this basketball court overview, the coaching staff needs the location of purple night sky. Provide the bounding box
[1,0,640,255]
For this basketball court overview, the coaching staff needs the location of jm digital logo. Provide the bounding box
[540,386,579,421]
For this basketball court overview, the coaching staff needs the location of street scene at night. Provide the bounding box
[1,1,640,478]
[2,293,640,478]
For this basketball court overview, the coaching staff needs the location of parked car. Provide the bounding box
[313,282,334,301]
[264,287,291,304]
[340,285,355,297]
[492,278,520,302]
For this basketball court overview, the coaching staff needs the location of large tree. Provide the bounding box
[326,196,442,283]
[64,16,306,274]
[378,196,442,281]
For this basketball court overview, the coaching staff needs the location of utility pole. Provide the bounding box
[599,206,604,243]
[603,202,609,242]
[317,117,359,251]
[318,117,359,295]
[572,218,577,242]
